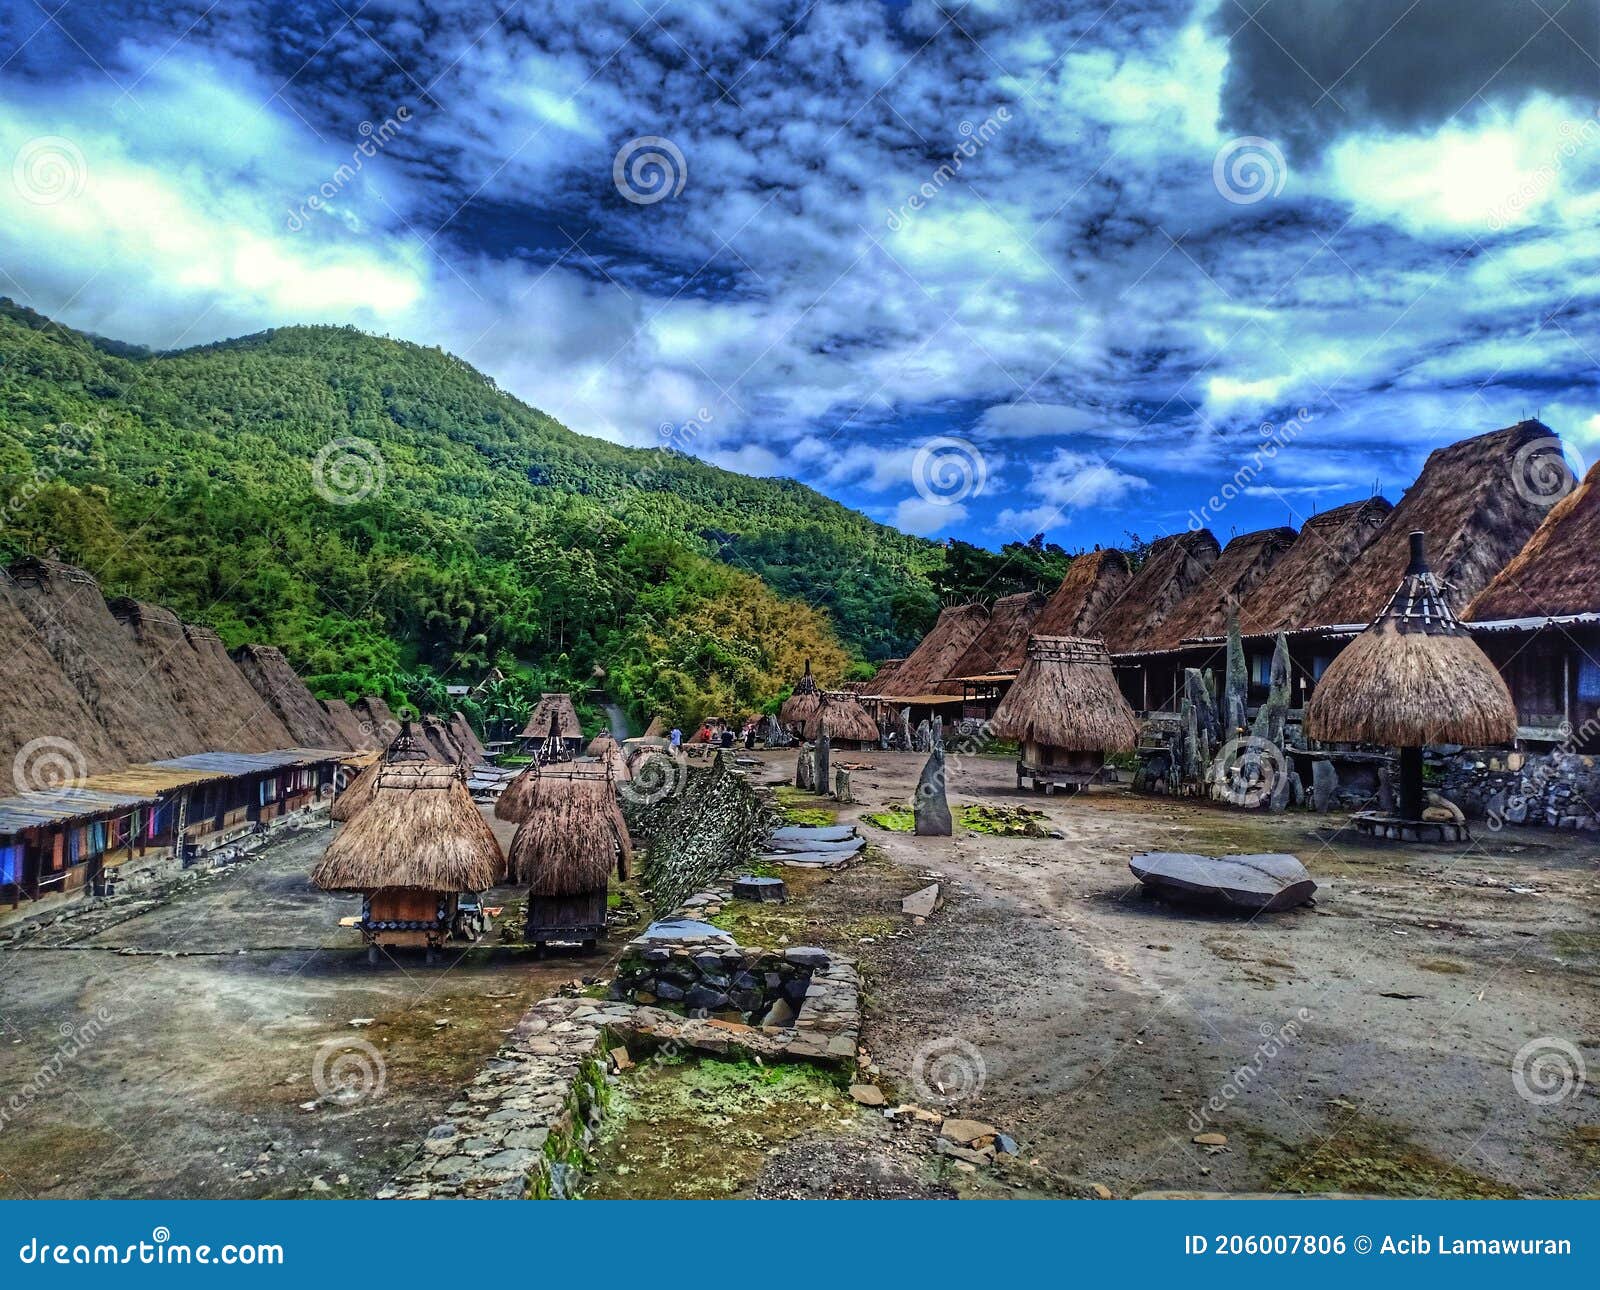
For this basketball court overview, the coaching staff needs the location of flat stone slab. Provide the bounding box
[770,825,857,842]
[1130,852,1316,913]
[637,918,735,943]
[764,835,864,854]
[765,852,855,869]
[901,883,940,918]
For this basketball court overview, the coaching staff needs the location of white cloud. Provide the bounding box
[894,496,968,536]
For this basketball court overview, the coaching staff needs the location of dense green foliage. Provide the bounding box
[0,304,917,726]
[0,303,1093,728]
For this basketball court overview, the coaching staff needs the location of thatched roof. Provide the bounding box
[876,604,989,699]
[779,661,822,728]
[1306,532,1517,747]
[946,591,1049,680]
[233,645,347,749]
[329,755,383,823]
[790,691,879,742]
[1237,498,1394,635]
[353,696,401,748]
[642,715,667,738]
[1095,531,1221,654]
[1033,549,1133,638]
[8,556,206,763]
[587,730,618,757]
[109,599,284,755]
[519,693,582,740]
[1141,528,1297,651]
[507,775,631,895]
[311,757,505,893]
[990,636,1141,752]
[419,714,460,762]
[496,761,623,822]
[321,698,374,750]
[1316,421,1559,624]
[449,712,487,763]
[0,569,125,778]
[181,623,298,752]
[1467,458,1600,621]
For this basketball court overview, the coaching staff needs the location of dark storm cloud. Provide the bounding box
[1216,0,1600,155]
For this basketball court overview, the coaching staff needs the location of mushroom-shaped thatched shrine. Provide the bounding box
[329,754,383,823]
[1306,531,1516,842]
[990,635,1141,794]
[779,660,821,735]
[310,735,505,960]
[507,774,632,954]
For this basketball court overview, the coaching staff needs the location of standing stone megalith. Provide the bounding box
[915,747,953,836]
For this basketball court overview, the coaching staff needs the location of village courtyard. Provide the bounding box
[1,748,1593,1201]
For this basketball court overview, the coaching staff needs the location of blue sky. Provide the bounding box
[1,0,1597,552]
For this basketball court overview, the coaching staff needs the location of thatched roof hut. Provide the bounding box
[1141,528,1297,652]
[110,599,286,755]
[519,693,582,741]
[790,691,879,744]
[1237,498,1393,635]
[1306,532,1517,750]
[1468,458,1600,621]
[876,603,989,699]
[0,568,124,777]
[419,714,460,762]
[1032,549,1133,638]
[778,660,821,730]
[991,636,1141,753]
[642,715,667,738]
[1316,421,1559,624]
[8,556,205,763]
[946,591,1049,681]
[310,749,505,894]
[234,645,347,749]
[507,775,632,894]
[321,698,374,750]
[182,623,298,751]
[860,658,903,697]
[329,754,384,823]
[586,731,618,757]
[1094,531,1220,654]
[353,696,401,748]
[449,712,487,764]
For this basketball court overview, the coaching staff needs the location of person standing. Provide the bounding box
[669,726,682,749]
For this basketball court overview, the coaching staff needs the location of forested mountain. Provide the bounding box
[0,302,1081,725]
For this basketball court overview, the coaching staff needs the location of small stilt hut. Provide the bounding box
[310,734,505,961]
[990,635,1141,794]
[790,690,879,749]
[518,693,583,760]
[1306,531,1516,833]
[506,773,631,955]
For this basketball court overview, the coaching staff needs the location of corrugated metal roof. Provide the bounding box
[0,747,351,836]
[147,748,347,776]
[0,786,152,833]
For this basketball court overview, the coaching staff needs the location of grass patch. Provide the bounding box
[863,807,914,832]
[959,803,1049,837]
[585,1056,855,1199]
[773,785,837,826]
[1259,1111,1519,1198]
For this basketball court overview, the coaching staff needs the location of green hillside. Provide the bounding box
[0,302,1077,727]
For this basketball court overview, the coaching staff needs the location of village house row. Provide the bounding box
[851,420,1598,822]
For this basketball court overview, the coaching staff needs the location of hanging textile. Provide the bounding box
[0,844,21,885]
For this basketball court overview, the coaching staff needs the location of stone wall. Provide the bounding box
[622,754,774,914]
[1434,747,1600,830]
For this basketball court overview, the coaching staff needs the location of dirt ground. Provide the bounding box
[0,811,634,1200]
[747,748,1600,1198]
[2,757,1596,1200]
